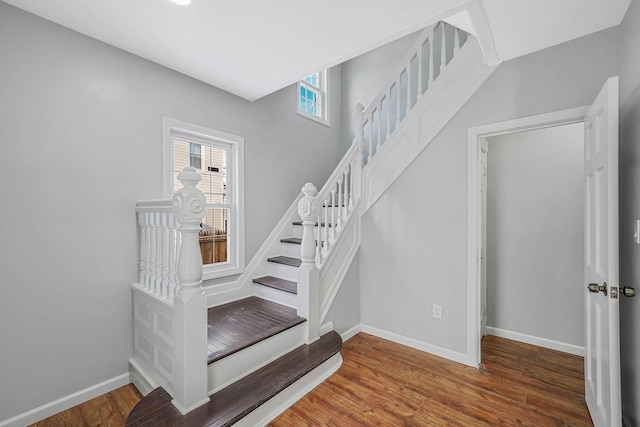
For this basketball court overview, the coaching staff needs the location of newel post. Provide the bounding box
[171,167,209,414]
[351,103,365,203]
[297,183,320,344]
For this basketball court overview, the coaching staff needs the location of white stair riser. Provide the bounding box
[280,242,302,258]
[268,262,298,282]
[291,225,303,239]
[207,322,306,394]
[253,283,297,308]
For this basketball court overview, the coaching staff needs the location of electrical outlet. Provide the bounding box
[432,304,442,319]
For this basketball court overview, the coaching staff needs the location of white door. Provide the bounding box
[584,77,621,427]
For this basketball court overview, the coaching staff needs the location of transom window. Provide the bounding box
[297,69,329,126]
[163,118,245,280]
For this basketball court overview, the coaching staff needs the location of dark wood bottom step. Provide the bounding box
[125,331,342,427]
[253,276,297,294]
[280,237,301,245]
[207,296,305,364]
[267,256,301,267]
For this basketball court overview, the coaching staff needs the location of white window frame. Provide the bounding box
[163,117,245,280]
[297,69,330,126]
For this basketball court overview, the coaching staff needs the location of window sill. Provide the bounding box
[202,263,244,281]
[297,109,330,127]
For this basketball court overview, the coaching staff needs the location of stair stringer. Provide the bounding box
[362,37,499,214]
[318,205,360,325]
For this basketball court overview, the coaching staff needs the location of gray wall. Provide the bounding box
[618,0,640,424]
[356,27,619,354]
[0,2,343,422]
[486,124,584,347]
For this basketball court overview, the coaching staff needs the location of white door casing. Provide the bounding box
[480,138,488,338]
[584,77,621,427]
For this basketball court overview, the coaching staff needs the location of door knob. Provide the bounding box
[588,283,608,296]
[621,286,636,297]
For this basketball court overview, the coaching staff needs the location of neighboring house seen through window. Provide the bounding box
[163,118,245,280]
[298,69,329,125]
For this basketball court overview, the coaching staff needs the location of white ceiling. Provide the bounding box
[2,0,630,101]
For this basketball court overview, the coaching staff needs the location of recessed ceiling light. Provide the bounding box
[170,0,191,5]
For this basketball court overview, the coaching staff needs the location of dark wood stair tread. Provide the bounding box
[292,220,333,227]
[206,296,305,364]
[280,237,301,244]
[125,331,342,427]
[253,276,297,294]
[267,256,301,267]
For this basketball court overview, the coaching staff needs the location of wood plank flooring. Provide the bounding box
[269,333,593,426]
[28,384,141,427]
[28,333,592,426]
[206,296,306,364]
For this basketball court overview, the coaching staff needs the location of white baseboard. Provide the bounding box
[485,326,585,357]
[340,324,362,342]
[360,324,473,367]
[0,373,130,427]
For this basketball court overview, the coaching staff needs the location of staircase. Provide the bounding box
[127,20,498,426]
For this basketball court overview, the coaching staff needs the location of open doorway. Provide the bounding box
[467,106,590,366]
[481,123,585,357]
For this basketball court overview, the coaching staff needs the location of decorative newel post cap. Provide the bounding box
[177,166,202,188]
[301,183,318,197]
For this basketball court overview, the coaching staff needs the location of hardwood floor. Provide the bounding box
[29,384,141,427]
[28,333,592,426]
[269,333,593,426]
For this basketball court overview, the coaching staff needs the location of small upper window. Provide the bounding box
[297,69,329,126]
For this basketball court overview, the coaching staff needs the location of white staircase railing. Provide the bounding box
[359,22,467,163]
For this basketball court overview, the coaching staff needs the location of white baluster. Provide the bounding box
[154,212,162,295]
[149,213,157,292]
[454,26,461,53]
[428,37,435,86]
[315,213,321,265]
[386,89,392,139]
[417,50,423,99]
[322,201,329,256]
[342,171,349,221]
[367,116,374,163]
[337,177,343,231]
[348,163,354,210]
[168,214,178,302]
[161,211,170,299]
[406,64,412,115]
[138,212,148,287]
[377,103,382,151]
[440,23,447,74]
[395,78,401,128]
[330,189,336,243]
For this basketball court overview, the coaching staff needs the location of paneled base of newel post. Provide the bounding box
[297,266,320,345]
[172,289,210,415]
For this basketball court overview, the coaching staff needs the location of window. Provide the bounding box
[297,69,329,125]
[163,117,245,280]
[189,143,202,169]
